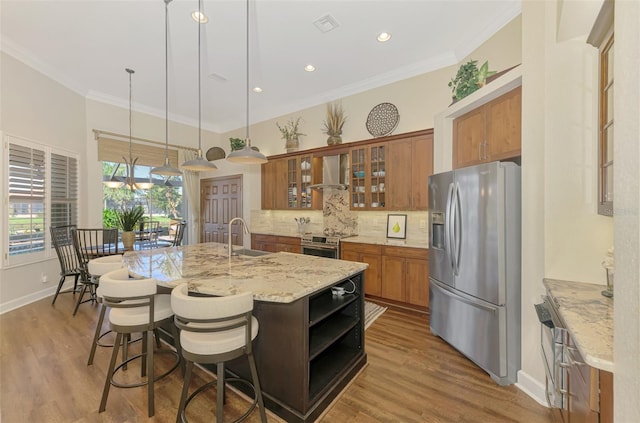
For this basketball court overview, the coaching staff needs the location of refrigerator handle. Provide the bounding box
[451,182,461,275]
[432,279,498,313]
[445,182,455,271]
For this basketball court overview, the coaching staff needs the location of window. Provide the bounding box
[3,135,78,266]
[102,161,183,231]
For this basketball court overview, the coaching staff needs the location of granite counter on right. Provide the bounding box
[543,278,613,371]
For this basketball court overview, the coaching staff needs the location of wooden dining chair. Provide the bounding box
[71,227,120,316]
[50,225,83,305]
[139,221,160,248]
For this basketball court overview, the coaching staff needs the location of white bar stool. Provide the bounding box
[87,255,126,366]
[98,267,180,417]
[171,283,267,423]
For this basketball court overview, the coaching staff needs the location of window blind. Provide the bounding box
[51,153,78,229]
[97,137,178,168]
[8,143,46,255]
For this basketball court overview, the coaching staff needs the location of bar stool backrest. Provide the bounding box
[99,268,156,300]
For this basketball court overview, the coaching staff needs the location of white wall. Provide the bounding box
[0,53,86,311]
[613,0,640,420]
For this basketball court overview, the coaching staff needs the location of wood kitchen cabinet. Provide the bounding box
[567,334,614,423]
[381,246,429,308]
[251,233,301,253]
[387,132,433,210]
[453,86,521,169]
[349,143,387,210]
[341,242,382,297]
[341,241,428,310]
[261,154,321,210]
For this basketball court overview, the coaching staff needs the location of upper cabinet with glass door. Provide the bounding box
[350,143,386,210]
[286,154,318,209]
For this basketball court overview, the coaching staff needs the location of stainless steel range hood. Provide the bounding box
[309,155,348,190]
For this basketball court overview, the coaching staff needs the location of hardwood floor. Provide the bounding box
[0,294,559,422]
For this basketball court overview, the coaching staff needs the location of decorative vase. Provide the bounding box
[327,134,342,145]
[122,231,136,251]
[286,136,299,153]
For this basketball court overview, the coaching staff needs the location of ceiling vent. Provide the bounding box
[313,14,340,33]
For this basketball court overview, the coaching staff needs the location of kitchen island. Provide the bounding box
[123,243,369,423]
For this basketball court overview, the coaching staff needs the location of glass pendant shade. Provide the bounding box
[104,178,125,189]
[151,0,182,177]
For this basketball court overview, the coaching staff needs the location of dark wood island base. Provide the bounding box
[222,272,367,422]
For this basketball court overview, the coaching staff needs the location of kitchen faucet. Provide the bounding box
[228,217,250,259]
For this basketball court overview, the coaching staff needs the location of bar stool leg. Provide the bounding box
[176,360,194,423]
[248,352,267,423]
[217,362,225,423]
[88,303,107,365]
[99,332,123,413]
[147,329,155,417]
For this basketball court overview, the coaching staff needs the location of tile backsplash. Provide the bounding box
[251,187,428,243]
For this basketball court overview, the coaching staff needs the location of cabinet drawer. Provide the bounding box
[276,235,300,245]
[341,242,381,256]
[382,245,428,260]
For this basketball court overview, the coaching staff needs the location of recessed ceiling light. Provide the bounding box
[377,32,392,42]
[253,86,263,93]
[191,11,208,23]
[304,65,316,72]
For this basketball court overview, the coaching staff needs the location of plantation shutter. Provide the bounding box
[8,143,46,255]
[50,153,78,229]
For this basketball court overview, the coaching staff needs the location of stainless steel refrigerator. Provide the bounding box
[428,161,521,385]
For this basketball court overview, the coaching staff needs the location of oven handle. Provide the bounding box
[301,244,339,251]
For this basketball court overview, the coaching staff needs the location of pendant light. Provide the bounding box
[151,0,182,177]
[181,0,218,172]
[227,0,267,164]
[122,68,143,191]
[104,163,125,188]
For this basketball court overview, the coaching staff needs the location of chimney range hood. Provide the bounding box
[309,155,348,190]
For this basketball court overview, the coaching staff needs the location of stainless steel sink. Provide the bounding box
[233,248,270,257]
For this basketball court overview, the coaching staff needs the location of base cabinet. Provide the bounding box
[566,334,613,423]
[252,233,301,253]
[341,241,428,309]
[224,273,366,423]
[341,242,382,297]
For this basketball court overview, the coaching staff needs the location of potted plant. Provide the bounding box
[448,60,496,102]
[276,117,306,153]
[322,101,346,145]
[229,137,245,152]
[116,205,144,250]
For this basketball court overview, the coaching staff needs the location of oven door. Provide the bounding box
[301,244,338,259]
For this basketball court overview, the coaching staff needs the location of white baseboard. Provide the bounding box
[0,281,74,315]
[517,370,549,407]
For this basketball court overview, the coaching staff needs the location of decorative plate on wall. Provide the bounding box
[206,147,226,161]
[366,102,399,137]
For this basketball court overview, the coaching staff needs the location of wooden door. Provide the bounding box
[411,133,433,210]
[261,160,277,210]
[201,175,243,246]
[405,258,429,307]
[453,107,485,169]
[381,255,405,302]
[360,252,382,297]
[387,138,412,210]
[485,86,521,161]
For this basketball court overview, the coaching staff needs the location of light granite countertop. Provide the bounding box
[123,242,368,303]
[543,278,614,372]
[342,235,429,249]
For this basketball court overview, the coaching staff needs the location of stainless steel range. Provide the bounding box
[300,233,352,259]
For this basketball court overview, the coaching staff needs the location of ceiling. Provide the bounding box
[1,0,520,134]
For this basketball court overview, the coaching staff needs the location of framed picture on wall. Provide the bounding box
[386,214,407,239]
